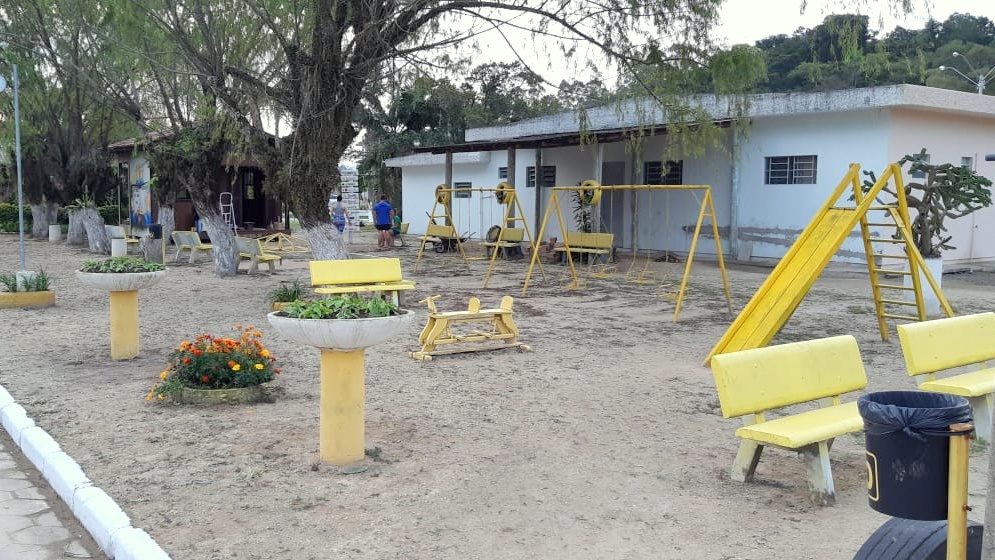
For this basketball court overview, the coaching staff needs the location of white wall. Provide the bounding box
[888,108,995,265]
[735,109,891,262]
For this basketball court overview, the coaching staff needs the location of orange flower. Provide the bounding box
[259,349,270,358]
[227,360,237,368]
[201,375,210,383]
[191,348,202,356]
[183,357,192,364]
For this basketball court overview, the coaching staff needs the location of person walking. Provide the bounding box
[330,195,351,234]
[373,195,394,249]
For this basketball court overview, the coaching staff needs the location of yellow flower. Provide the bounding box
[254,363,264,370]
[259,349,270,358]
[231,364,241,371]
[159,371,168,380]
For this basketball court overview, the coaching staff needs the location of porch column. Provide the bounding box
[445,152,453,227]
[533,149,543,240]
[506,148,516,225]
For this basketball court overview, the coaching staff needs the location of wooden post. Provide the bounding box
[947,423,973,560]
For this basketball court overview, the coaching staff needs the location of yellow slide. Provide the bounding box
[705,163,901,364]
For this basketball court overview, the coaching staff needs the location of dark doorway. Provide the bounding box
[240,168,266,228]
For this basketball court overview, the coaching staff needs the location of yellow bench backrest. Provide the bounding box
[564,231,613,249]
[710,335,867,419]
[172,230,199,247]
[897,312,995,376]
[235,237,262,255]
[399,223,409,234]
[309,258,404,286]
[425,223,457,238]
[501,228,525,242]
[105,225,127,239]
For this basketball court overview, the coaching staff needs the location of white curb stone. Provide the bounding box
[0,385,14,408]
[41,451,93,507]
[109,527,173,560]
[19,425,62,471]
[74,486,133,554]
[0,402,35,444]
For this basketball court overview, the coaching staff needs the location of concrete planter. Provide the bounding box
[175,384,273,405]
[0,290,56,309]
[266,310,415,465]
[76,269,167,360]
[75,270,167,292]
[267,310,414,351]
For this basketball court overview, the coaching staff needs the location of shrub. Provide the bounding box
[80,256,166,273]
[280,296,398,319]
[0,269,51,292]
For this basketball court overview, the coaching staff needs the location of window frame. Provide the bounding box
[764,155,818,185]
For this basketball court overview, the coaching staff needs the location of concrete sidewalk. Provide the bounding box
[0,433,101,559]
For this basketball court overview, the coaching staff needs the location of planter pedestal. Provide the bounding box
[77,270,167,360]
[268,311,414,465]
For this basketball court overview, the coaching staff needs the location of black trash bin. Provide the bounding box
[858,391,972,521]
[148,224,163,239]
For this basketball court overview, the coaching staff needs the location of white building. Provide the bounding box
[385,85,995,266]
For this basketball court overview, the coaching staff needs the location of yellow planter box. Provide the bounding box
[0,291,56,309]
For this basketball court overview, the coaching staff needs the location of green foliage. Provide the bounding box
[280,296,398,319]
[149,326,278,400]
[863,149,993,257]
[0,269,51,292]
[571,190,594,233]
[268,278,307,303]
[80,257,166,273]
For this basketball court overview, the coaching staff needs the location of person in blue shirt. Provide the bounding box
[373,195,394,249]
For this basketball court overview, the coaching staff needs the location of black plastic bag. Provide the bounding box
[858,390,972,441]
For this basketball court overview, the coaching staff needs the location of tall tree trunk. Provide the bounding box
[158,205,176,247]
[81,208,110,254]
[288,143,349,260]
[29,203,58,239]
[201,213,238,276]
[67,210,87,246]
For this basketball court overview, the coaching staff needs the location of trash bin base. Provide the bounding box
[853,517,982,560]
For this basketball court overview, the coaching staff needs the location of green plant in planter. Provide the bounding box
[280,295,398,319]
[80,256,166,273]
[863,149,993,258]
[268,278,307,304]
[0,269,51,292]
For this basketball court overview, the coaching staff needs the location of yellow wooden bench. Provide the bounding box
[410,295,530,360]
[482,227,526,259]
[236,236,282,274]
[897,312,995,442]
[105,225,141,251]
[555,231,613,264]
[710,335,868,505]
[309,257,415,306]
[171,230,213,264]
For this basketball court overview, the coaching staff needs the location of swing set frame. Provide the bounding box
[522,182,733,322]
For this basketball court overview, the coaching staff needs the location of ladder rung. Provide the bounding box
[863,223,897,227]
[868,205,899,211]
[868,238,905,244]
[879,298,918,306]
[882,313,923,321]
[872,269,911,276]
[877,284,915,291]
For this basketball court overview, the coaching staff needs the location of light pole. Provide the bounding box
[0,66,26,271]
[938,51,995,95]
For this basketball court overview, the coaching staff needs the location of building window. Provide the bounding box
[910,152,930,179]
[498,167,508,179]
[526,166,556,188]
[961,156,974,170]
[454,181,472,198]
[644,160,684,185]
[764,155,818,185]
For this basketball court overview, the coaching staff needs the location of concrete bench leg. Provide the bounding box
[731,439,763,482]
[968,395,993,443]
[803,441,835,506]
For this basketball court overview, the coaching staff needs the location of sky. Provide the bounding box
[714,0,995,45]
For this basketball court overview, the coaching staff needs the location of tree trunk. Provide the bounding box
[67,211,87,246]
[29,203,58,239]
[158,205,176,247]
[81,208,110,254]
[201,213,239,277]
[301,223,349,260]
[983,416,995,558]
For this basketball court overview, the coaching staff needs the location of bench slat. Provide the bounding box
[309,258,404,286]
[919,368,995,398]
[735,401,862,449]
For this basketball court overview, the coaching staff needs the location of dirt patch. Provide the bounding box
[1,233,992,559]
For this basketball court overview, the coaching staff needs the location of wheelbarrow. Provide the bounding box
[433,231,474,253]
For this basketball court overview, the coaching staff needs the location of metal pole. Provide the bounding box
[13,65,25,272]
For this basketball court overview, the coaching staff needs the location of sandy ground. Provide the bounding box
[1,231,994,560]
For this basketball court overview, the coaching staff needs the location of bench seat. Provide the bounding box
[736,401,861,449]
[236,237,282,274]
[171,230,213,264]
[897,312,995,442]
